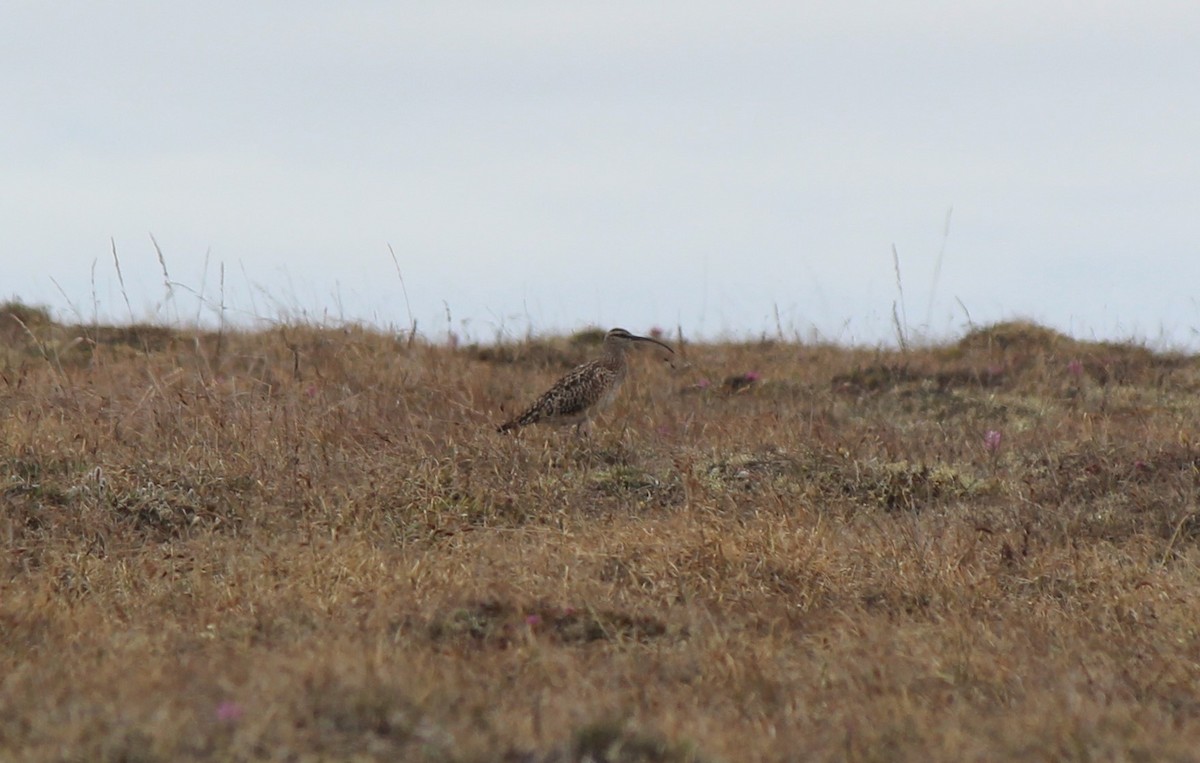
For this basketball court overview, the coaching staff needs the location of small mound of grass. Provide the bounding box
[426,599,676,650]
[849,459,983,512]
[590,466,681,508]
[568,326,608,346]
[958,321,1076,352]
[569,718,707,763]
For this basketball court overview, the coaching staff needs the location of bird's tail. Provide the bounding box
[497,405,539,434]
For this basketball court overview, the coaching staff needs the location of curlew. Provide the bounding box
[497,328,674,435]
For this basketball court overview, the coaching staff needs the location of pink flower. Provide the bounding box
[525,614,542,626]
[983,430,1003,453]
[304,383,318,398]
[215,700,244,723]
[696,378,711,389]
[744,371,762,382]
[1067,359,1084,377]
[648,326,665,340]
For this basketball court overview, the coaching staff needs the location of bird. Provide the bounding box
[497,328,674,435]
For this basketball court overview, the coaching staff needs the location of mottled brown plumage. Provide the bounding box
[497,328,674,435]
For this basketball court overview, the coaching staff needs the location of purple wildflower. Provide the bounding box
[984,430,1003,453]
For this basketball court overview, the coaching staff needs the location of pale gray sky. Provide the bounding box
[4,2,1199,345]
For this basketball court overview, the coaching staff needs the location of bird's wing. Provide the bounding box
[534,361,611,418]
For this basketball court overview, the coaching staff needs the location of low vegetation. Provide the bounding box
[3,302,1199,761]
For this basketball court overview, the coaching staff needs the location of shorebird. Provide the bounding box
[497,328,674,435]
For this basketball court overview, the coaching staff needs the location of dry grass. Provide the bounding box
[3,304,1200,762]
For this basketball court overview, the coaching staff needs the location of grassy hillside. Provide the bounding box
[3,304,1200,762]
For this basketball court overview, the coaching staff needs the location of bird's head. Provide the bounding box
[604,328,674,355]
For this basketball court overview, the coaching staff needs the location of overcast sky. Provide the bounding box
[4,2,1199,345]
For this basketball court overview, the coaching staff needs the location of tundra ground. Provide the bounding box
[3,306,1199,762]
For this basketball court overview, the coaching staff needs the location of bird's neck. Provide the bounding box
[601,341,630,367]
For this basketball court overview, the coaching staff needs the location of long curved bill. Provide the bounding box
[631,334,675,354]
